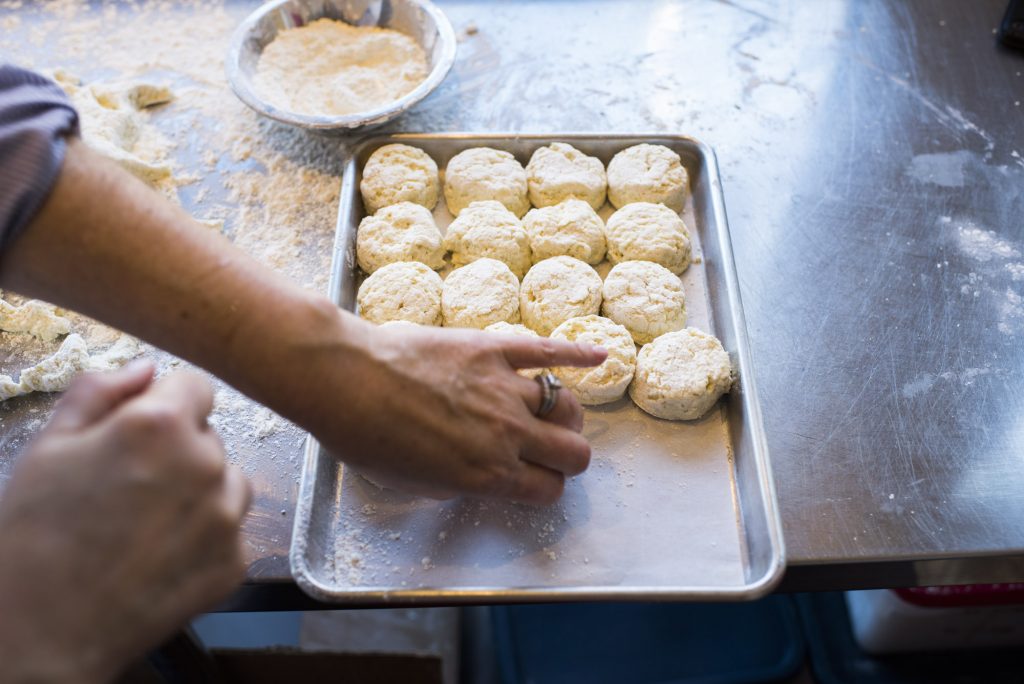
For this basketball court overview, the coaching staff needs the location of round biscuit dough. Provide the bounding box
[360,144,440,214]
[441,258,521,328]
[356,202,445,274]
[526,142,607,210]
[629,328,733,421]
[443,147,530,218]
[484,321,545,379]
[550,315,636,405]
[443,200,532,278]
[607,143,689,212]
[356,261,443,326]
[523,199,607,265]
[520,256,603,336]
[601,260,686,344]
[605,202,692,274]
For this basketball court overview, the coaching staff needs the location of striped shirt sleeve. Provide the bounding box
[0,65,79,252]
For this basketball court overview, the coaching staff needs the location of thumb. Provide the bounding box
[47,360,155,432]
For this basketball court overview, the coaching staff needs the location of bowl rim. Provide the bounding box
[225,0,457,130]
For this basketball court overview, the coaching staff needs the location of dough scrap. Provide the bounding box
[550,315,636,405]
[607,143,688,212]
[520,256,603,336]
[53,70,174,185]
[0,333,141,401]
[601,260,686,344]
[441,258,520,329]
[629,328,733,421]
[444,147,529,218]
[0,299,71,341]
[356,202,445,274]
[443,200,531,278]
[357,261,443,326]
[484,321,545,378]
[360,144,440,213]
[523,199,606,265]
[605,202,692,274]
[526,142,607,210]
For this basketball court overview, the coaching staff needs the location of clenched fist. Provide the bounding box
[0,362,250,684]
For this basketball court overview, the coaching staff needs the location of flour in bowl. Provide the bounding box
[254,18,428,117]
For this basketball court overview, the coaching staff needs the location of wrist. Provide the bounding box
[223,285,374,433]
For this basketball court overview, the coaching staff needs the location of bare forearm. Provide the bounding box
[0,138,366,427]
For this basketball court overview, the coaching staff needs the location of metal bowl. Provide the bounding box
[226,0,456,132]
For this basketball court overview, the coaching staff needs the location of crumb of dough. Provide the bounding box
[253,18,428,117]
[0,299,71,341]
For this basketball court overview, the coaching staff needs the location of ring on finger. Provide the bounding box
[534,372,563,418]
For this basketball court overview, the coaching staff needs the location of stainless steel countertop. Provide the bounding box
[382,0,1024,582]
[4,0,1024,595]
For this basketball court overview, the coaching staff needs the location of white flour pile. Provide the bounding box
[253,18,428,117]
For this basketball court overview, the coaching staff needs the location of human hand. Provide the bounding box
[322,321,606,504]
[0,363,251,684]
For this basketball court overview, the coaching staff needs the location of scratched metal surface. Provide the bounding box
[2,0,1023,589]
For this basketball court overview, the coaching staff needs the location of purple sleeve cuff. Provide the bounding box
[0,65,79,252]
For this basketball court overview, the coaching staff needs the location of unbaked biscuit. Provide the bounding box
[601,260,686,344]
[443,200,532,278]
[550,315,636,405]
[526,142,607,210]
[484,321,545,379]
[607,143,688,212]
[605,202,692,274]
[522,199,607,265]
[356,261,443,326]
[356,202,445,274]
[520,256,603,336]
[360,144,440,214]
[441,258,521,328]
[629,328,733,420]
[443,147,529,217]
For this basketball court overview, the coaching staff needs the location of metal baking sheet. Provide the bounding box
[290,133,784,603]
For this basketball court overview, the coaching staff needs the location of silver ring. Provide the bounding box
[534,372,563,418]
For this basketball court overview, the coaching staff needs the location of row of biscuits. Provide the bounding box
[358,256,732,421]
[356,198,692,279]
[358,256,684,343]
[359,141,689,217]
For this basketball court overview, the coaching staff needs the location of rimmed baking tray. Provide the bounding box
[290,133,784,603]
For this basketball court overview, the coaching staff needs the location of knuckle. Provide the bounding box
[536,475,565,505]
[119,403,184,438]
[538,339,560,364]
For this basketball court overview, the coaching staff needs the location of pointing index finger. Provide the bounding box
[500,336,607,370]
